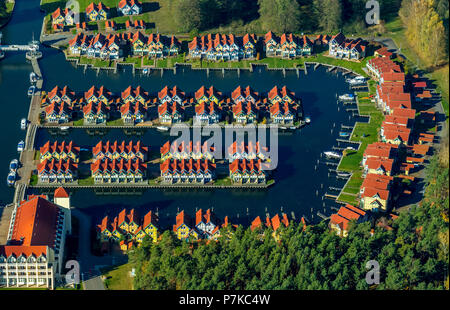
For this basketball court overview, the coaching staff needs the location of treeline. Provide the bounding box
[129,145,449,290]
[400,0,449,67]
[173,0,403,34]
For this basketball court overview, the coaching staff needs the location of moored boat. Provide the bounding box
[156,126,169,132]
[30,72,37,83]
[9,159,19,172]
[304,116,311,124]
[17,140,25,152]
[7,171,16,187]
[339,132,350,138]
[21,118,27,130]
[28,85,36,97]
[338,93,354,101]
[324,151,341,159]
[337,171,351,177]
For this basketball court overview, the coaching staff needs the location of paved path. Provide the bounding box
[0,205,13,244]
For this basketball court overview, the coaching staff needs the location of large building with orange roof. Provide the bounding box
[0,189,71,289]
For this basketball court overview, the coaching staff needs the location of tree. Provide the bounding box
[174,0,203,33]
[258,0,301,32]
[314,0,342,32]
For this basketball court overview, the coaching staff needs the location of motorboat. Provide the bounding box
[339,132,350,138]
[346,75,365,85]
[338,93,355,101]
[156,126,169,132]
[30,72,38,83]
[304,116,311,124]
[21,118,27,130]
[324,151,342,159]
[17,140,25,152]
[9,159,19,172]
[7,171,16,187]
[346,146,356,151]
[28,85,36,97]
[337,171,351,178]
[60,126,70,131]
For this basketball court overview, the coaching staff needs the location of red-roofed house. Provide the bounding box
[360,186,390,211]
[229,159,266,184]
[0,194,69,288]
[329,204,367,237]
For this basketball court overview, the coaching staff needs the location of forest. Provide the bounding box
[129,141,449,290]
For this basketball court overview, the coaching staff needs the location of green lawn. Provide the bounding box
[0,0,15,27]
[106,118,124,126]
[102,263,133,290]
[337,193,360,206]
[78,176,94,186]
[338,87,383,201]
[30,174,38,186]
[214,177,232,186]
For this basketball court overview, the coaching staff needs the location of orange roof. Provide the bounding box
[10,196,61,248]
[0,245,47,258]
[54,187,69,198]
[250,216,262,231]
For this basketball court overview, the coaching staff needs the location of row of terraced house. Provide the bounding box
[68,32,181,60]
[43,85,302,126]
[97,208,159,253]
[51,1,143,31]
[35,140,149,184]
[65,27,367,61]
[159,139,270,185]
[329,47,436,237]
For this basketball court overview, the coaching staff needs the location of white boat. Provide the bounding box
[289,126,296,130]
[324,151,342,159]
[17,140,25,152]
[338,94,354,101]
[60,126,70,131]
[280,126,287,130]
[346,76,365,85]
[21,118,27,130]
[142,68,149,74]
[9,159,19,172]
[7,172,16,187]
[346,146,356,151]
[305,116,311,124]
[337,171,351,177]
[339,132,350,138]
[156,126,169,132]
[30,72,37,83]
[28,85,36,97]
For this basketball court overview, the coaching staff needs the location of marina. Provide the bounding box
[0,0,367,224]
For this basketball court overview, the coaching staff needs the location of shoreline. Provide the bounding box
[0,0,15,30]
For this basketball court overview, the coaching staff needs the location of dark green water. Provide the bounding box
[1,0,363,227]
